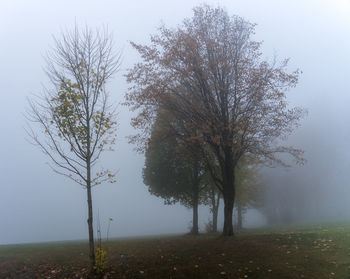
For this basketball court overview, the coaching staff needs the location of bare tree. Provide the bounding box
[125,5,305,236]
[26,25,120,268]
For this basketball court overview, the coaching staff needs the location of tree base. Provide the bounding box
[186,230,200,236]
[221,231,235,237]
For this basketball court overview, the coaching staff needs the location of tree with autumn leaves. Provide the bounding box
[26,26,120,268]
[125,5,304,236]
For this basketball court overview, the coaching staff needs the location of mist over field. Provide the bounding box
[1,0,350,245]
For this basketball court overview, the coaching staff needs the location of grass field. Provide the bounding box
[1,223,350,278]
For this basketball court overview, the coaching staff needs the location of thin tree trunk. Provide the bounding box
[237,202,243,230]
[210,188,220,233]
[190,159,200,235]
[86,159,95,269]
[190,177,199,235]
[86,109,95,269]
[212,192,220,233]
[212,206,218,233]
[191,194,199,235]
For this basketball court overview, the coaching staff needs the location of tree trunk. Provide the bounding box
[190,159,200,235]
[223,196,234,236]
[190,178,199,235]
[191,195,199,235]
[86,110,95,272]
[86,165,95,269]
[212,205,218,233]
[237,202,243,230]
[211,190,220,233]
[220,145,236,236]
[85,105,95,270]
[222,171,235,236]
[213,193,221,232]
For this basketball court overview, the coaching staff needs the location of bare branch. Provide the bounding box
[26,24,121,187]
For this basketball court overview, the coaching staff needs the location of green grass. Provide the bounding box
[1,224,350,278]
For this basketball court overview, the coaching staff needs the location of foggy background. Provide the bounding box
[1,0,350,244]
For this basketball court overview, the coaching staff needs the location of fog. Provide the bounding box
[1,0,350,244]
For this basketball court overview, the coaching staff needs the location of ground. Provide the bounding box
[1,223,350,278]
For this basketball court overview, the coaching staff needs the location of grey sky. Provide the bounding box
[0,0,350,244]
